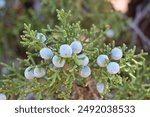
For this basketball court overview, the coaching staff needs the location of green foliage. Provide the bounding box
[0,0,127,62]
[0,10,148,100]
[112,63,150,99]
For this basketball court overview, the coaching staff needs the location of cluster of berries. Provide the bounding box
[24,33,91,80]
[97,47,123,74]
[24,33,123,95]
[96,47,123,94]
[24,33,47,80]
[53,41,91,78]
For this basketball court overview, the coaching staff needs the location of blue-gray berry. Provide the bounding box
[52,55,65,67]
[97,55,108,67]
[34,67,46,78]
[111,47,123,60]
[0,0,6,8]
[107,62,120,74]
[25,93,35,100]
[79,66,91,78]
[70,41,82,54]
[59,44,73,58]
[24,67,34,80]
[96,82,104,94]
[36,33,46,43]
[106,29,114,38]
[78,54,89,66]
[40,47,53,60]
[0,93,6,100]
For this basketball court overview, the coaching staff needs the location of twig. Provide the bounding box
[130,4,150,47]
[130,23,150,46]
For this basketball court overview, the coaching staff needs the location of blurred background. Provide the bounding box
[0,0,150,74]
